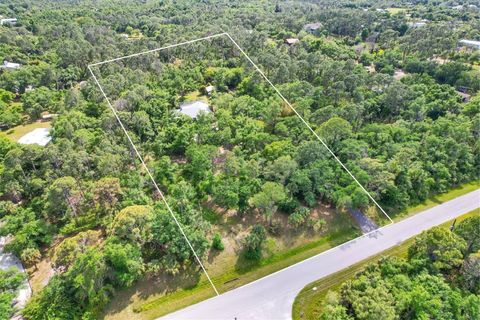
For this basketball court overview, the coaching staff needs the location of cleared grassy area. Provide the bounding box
[386,7,408,14]
[392,180,479,221]
[292,208,480,320]
[103,183,480,319]
[102,217,360,320]
[1,121,51,142]
[183,90,208,103]
[139,229,358,319]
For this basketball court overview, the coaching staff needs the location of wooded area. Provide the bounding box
[319,216,480,320]
[0,0,478,319]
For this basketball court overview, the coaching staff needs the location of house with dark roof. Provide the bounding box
[458,39,480,51]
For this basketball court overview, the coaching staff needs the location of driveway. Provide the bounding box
[159,189,480,320]
[349,208,379,233]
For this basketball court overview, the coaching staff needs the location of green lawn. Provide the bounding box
[292,208,480,320]
[1,121,52,142]
[183,90,208,103]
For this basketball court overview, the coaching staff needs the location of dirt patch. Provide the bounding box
[101,203,355,320]
[28,259,54,293]
[393,69,406,80]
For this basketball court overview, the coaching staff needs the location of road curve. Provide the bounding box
[160,189,480,320]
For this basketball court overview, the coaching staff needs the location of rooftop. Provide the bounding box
[285,38,300,45]
[178,101,211,119]
[304,22,322,30]
[1,60,21,69]
[0,18,17,25]
[459,39,480,49]
[18,128,51,146]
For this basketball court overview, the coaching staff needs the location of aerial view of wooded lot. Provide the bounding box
[0,0,478,319]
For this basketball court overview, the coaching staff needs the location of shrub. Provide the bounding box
[244,225,266,260]
[212,233,224,251]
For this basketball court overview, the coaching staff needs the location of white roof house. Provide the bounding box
[285,38,300,45]
[178,101,211,119]
[205,85,215,95]
[408,21,427,28]
[18,128,51,146]
[1,18,17,25]
[459,39,480,50]
[1,60,21,70]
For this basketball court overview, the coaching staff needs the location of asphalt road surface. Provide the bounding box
[160,189,480,320]
[1,237,32,318]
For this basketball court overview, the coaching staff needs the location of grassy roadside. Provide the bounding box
[392,180,479,221]
[130,228,359,319]
[102,181,479,319]
[292,208,480,320]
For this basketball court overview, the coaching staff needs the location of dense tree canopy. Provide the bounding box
[320,218,480,320]
[0,0,478,318]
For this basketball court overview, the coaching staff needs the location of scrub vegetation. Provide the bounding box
[0,0,478,319]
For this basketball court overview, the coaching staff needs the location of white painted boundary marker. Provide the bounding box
[88,31,393,297]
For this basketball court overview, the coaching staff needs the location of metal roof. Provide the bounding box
[178,101,211,119]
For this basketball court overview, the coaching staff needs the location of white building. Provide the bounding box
[458,39,480,51]
[178,101,211,119]
[1,18,17,26]
[18,128,52,146]
[1,60,21,70]
[205,85,215,96]
[408,21,427,28]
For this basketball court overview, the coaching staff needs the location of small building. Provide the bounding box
[178,101,211,119]
[18,128,51,146]
[1,60,21,70]
[41,112,58,121]
[458,39,480,51]
[0,18,17,26]
[408,21,427,28]
[205,85,215,96]
[284,38,300,45]
[304,22,322,34]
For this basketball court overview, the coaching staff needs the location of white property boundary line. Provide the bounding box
[88,32,393,297]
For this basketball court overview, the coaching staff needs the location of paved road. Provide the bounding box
[160,189,480,320]
[0,237,32,319]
